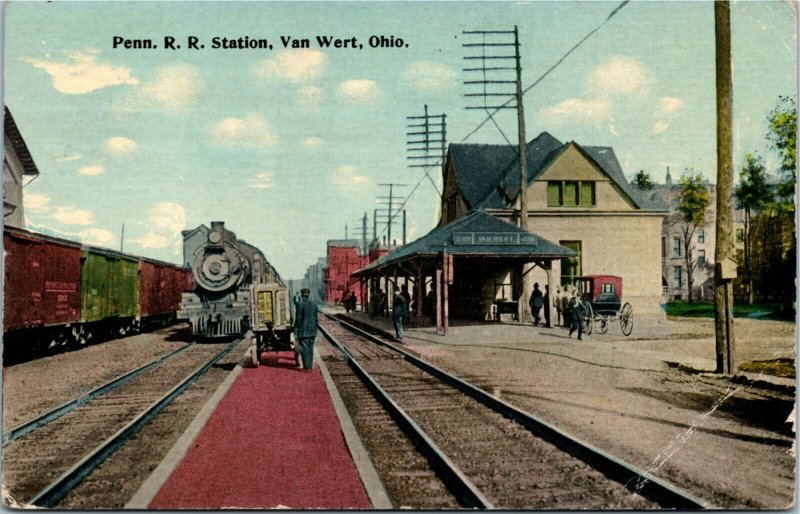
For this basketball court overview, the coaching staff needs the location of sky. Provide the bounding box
[3,1,796,279]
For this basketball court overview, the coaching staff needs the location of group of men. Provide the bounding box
[528,283,588,340]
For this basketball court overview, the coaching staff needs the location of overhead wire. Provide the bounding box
[371,0,631,244]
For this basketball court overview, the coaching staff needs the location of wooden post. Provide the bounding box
[416,264,424,325]
[545,261,553,328]
[714,0,736,373]
[436,269,443,335]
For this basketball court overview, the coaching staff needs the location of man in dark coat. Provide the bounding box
[529,283,544,326]
[392,289,407,342]
[568,291,586,341]
[293,288,318,370]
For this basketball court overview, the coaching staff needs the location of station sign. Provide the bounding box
[452,232,537,245]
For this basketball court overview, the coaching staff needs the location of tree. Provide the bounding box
[632,169,655,191]
[734,153,773,304]
[767,96,797,210]
[675,169,711,303]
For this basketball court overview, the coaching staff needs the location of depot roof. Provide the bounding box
[352,210,576,276]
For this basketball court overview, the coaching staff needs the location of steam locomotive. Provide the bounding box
[177,222,292,351]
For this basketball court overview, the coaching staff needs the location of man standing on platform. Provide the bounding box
[392,288,407,342]
[293,288,318,371]
[529,283,544,326]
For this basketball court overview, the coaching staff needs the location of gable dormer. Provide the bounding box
[439,154,469,226]
[523,142,639,211]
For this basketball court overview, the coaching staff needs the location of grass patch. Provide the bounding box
[738,358,796,379]
[664,301,795,321]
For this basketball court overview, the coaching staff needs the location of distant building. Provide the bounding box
[3,107,40,228]
[181,224,210,267]
[323,239,367,303]
[654,167,744,301]
[442,132,668,325]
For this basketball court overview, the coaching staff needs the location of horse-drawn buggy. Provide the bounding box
[574,275,634,336]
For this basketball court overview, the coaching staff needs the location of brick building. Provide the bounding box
[323,239,367,303]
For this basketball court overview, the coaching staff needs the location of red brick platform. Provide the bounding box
[148,351,371,509]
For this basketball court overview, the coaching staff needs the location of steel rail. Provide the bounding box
[3,343,196,445]
[323,314,710,509]
[27,336,245,508]
[318,323,493,510]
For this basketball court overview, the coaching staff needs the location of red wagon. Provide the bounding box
[575,275,633,336]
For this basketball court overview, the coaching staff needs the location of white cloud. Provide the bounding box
[337,80,381,105]
[21,50,138,94]
[658,96,685,114]
[78,228,116,246]
[538,98,612,124]
[139,64,201,111]
[254,49,327,83]
[130,202,186,253]
[588,56,653,96]
[302,136,326,148]
[249,172,273,189]
[209,114,280,147]
[52,206,94,225]
[331,165,369,191]
[295,86,323,105]
[106,137,137,156]
[78,163,106,176]
[403,61,457,93]
[653,120,670,133]
[56,154,81,162]
[25,193,52,214]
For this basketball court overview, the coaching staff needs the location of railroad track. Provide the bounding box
[319,315,709,510]
[3,337,245,507]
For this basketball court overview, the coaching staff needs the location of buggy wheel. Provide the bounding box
[599,316,608,334]
[620,302,634,336]
[583,303,594,335]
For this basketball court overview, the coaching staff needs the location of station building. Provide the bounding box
[3,107,40,229]
[353,131,669,330]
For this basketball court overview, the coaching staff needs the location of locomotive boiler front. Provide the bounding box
[178,222,255,337]
[191,231,251,296]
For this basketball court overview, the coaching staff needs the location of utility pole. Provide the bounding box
[514,26,529,230]
[362,212,368,254]
[377,183,407,249]
[407,104,447,197]
[403,210,407,245]
[120,223,125,252]
[714,0,736,373]
[463,27,532,321]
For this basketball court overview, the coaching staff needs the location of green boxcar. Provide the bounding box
[80,249,140,323]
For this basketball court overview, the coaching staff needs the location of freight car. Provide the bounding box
[3,226,192,358]
[177,221,291,351]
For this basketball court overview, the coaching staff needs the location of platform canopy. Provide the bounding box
[353,210,576,277]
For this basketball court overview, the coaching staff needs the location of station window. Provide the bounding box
[673,266,682,288]
[673,237,681,258]
[697,229,705,244]
[735,228,744,243]
[559,240,582,285]
[698,250,706,266]
[547,181,595,207]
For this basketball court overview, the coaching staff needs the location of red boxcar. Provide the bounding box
[139,259,192,326]
[3,228,82,333]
